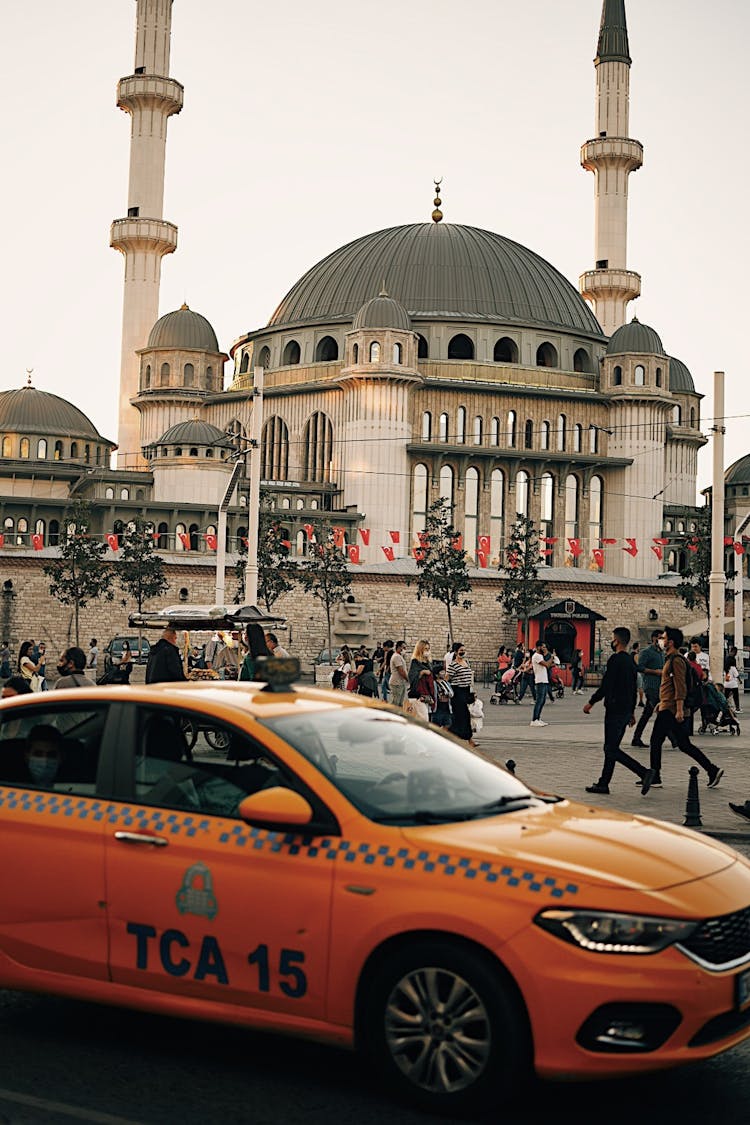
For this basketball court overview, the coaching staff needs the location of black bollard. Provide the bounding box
[683,765,703,828]
[506,759,516,775]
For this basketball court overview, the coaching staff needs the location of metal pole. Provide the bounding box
[734,511,750,683]
[215,508,227,605]
[708,371,726,683]
[244,366,264,607]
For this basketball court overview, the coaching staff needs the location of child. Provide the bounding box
[432,665,454,728]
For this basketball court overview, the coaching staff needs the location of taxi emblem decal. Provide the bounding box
[176,862,218,919]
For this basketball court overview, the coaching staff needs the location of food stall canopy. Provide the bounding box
[129,604,286,630]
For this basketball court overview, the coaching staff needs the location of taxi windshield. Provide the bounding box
[259,709,540,824]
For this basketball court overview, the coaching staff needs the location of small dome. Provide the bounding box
[0,385,109,441]
[353,291,411,331]
[157,420,232,447]
[726,454,750,487]
[147,305,220,352]
[668,356,696,394]
[606,318,665,356]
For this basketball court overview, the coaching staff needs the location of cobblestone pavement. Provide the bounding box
[473,684,750,840]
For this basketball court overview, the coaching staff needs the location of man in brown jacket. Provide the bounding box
[648,627,723,789]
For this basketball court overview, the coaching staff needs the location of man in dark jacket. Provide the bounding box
[631,629,665,746]
[583,627,656,796]
[145,627,186,684]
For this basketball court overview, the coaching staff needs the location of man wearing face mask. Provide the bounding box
[24,725,63,787]
[54,647,95,689]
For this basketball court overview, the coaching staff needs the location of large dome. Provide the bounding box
[669,357,696,394]
[0,385,106,440]
[726,454,750,487]
[269,224,603,337]
[156,420,231,447]
[147,304,220,352]
[606,319,665,356]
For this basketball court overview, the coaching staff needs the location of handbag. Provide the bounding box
[30,673,43,692]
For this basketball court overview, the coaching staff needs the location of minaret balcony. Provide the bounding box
[579,268,641,302]
[117,75,184,117]
[581,136,643,172]
[110,217,178,257]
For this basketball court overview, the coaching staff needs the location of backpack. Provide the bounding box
[672,654,702,711]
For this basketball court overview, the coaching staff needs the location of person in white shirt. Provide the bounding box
[443,642,461,671]
[388,640,409,707]
[530,642,553,727]
[690,639,711,683]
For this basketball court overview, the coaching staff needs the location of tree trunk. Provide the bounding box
[74,600,80,648]
[326,604,333,664]
[446,601,453,647]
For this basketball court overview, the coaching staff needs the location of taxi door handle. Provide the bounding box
[114,831,168,847]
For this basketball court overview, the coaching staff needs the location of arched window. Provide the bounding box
[557,414,566,451]
[490,417,500,446]
[1,436,11,457]
[3,517,13,537]
[84,444,91,464]
[655,366,662,387]
[280,497,290,509]
[490,469,504,556]
[295,530,306,557]
[259,346,271,369]
[412,463,428,540]
[677,520,685,534]
[19,438,29,459]
[456,407,466,445]
[113,519,125,537]
[235,525,248,552]
[689,407,696,428]
[536,342,558,368]
[524,419,533,450]
[439,413,449,442]
[393,342,403,365]
[515,470,529,517]
[283,340,301,366]
[417,334,428,359]
[70,442,78,459]
[369,341,381,363]
[589,475,603,548]
[634,364,645,387]
[144,364,151,389]
[464,468,479,557]
[494,337,518,363]
[120,488,130,500]
[613,365,623,386]
[174,523,187,551]
[302,412,334,482]
[153,523,167,550]
[589,425,599,454]
[673,404,682,425]
[573,423,582,453]
[52,440,62,461]
[189,524,200,552]
[261,416,290,480]
[49,519,60,546]
[448,333,474,360]
[160,362,170,386]
[473,416,483,445]
[540,421,550,451]
[189,447,198,457]
[206,366,215,390]
[507,410,516,448]
[315,336,338,362]
[35,519,45,545]
[96,447,101,465]
[573,348,591,373]
[421,411,432,441]
[565,475,579,563]
[352,343,359,364]
[310,499,318,509]
[105,487,114,499]
[183,363,194,386]
[296,498,304,510]
[439,464,454,509]
[17,518,28,545]
[37,438,47,459]
[540,472,554,548]
[240,352,250,374]
[205,447,214,458]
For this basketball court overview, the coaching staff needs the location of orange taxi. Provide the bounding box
[1,672,750,1114]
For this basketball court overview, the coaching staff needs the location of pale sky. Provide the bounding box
[2,0,748,490]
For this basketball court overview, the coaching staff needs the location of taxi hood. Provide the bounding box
[401,800,738,893]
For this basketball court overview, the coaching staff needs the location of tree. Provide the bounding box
[233,491,296,611]
[117,517,169,656]
[43,501,114,646]
[408,498,472,643]
[496,515,551,647]
[296,522,352,660]
[675,513,712,632]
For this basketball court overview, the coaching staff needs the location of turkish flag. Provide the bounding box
[0,535,4,548]
[542,537,558,545]
[733,542,746,556]
[178,533,191,551]
[452,534,463,551]
[477,550,488,568]
[381,546,395,561]
[302,524,313,540]
[724,536,734,546]
[651,545,663,560]
[106,533,119,552]
[347,544,360,564]
[359,528,370,546]
[652,537,670,546]
[242,537,249,548]
[32,534,43,551]
[413,548,425,562]
[623,538,638,557]
[389,530,400,544]
[417,531,429,547]
[508,550,519,568]
[204,533,217,551]
[567,538,582,557]
[540,548,553,556]
[600,538,617,546]
[332,527,346,549]
[592,548,604,568]
[280,539,291,549]
[478,535,490,553]
[687,541,699,553]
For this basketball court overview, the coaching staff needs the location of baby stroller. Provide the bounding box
[699,682,741,736]
[549,668,565,700]
[490,666,521,705]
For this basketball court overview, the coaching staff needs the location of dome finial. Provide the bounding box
[25,368,33,387]
[379,278,389,297]
[180,301,189,311]
[432,178,443,224]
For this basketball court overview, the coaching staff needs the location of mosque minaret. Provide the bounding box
[110,0,183,466]
[579,0,642,336]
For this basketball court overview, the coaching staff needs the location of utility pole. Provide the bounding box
[215,461,245,605]
[708,371,726,682]
[734,511,750,677]
[244,367,264,607]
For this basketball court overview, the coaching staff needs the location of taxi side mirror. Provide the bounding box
[238,787,313,827]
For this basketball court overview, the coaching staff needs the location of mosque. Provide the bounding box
[1,1,747,657]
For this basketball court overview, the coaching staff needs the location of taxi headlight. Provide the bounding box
[534,909,698,954]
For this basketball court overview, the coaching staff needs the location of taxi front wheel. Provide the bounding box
[362,940,530,1115]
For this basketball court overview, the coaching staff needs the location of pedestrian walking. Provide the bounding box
[724,659,741,712]
[0,641,11,680]
[145,627,187,684]
[55,647,96,689]
[18,641,43,692]
[649,628,724,790]
[388,640,409,707]
[631,629,664,746]
[631,641,645,707]
[431,664,454,728]
[583,627,656,796]
[530,642,553,726]
[511,642,525,671]
[239,623,272,680]
[87,639,99,672]
[379,639,394,701]
[447,643,474,742]
[517,650,536,702]
[570,647,585,694]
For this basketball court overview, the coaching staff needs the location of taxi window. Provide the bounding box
[133,706,290,819]
[0,705,107,796]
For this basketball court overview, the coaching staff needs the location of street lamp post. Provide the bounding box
[708,372,726,683]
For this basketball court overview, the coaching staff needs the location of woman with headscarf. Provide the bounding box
[239,623,272,681]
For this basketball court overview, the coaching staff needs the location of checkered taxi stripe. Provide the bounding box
[0,788,579,899]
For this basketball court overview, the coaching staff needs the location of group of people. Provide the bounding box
[494,642,570,714]
[331,639,478,744]
[144,624,290,684]
[1,638,102,698]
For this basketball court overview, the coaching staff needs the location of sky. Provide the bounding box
[2,0,748,490]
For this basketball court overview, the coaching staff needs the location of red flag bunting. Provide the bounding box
[600,538,617,545]
[381,545,395,562]
[733,542,746,556]
[651,545,663,560]
[347,544,360,564]
[332,526,346,549]
[242,536,249,548]
[280,538,291,549]
[542,537,558,545]
[303,524,314,540]
[358,528,370,546]
[652,537,670,546]
[540,548,553,556]
[0,534,4,548]
[106,533,119,552]
[452,534,463,551]
[567,538,582,557]
[508,550,519,568]
[724,536,734,546]
[413,547,425,562]
[478,534,490,553]
[622,538,638,557]
[477,550,488,568]
[204,533,217,551]
[686,541,699,553]
[32,533,43,551]
[178,532,191,551]
[417,531,429,547]
[388,530,400,544]
[591,548,604,568]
